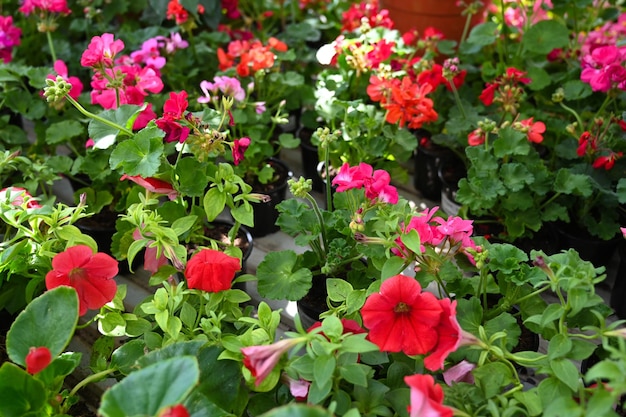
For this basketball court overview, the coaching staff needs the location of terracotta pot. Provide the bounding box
[379,0,490,42]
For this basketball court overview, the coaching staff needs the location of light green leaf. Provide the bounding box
[7,286,79,366]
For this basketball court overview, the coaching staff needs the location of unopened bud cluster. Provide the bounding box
[43,76,71,103]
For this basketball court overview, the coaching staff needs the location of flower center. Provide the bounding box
[68,267,85,281]
[394,302,411,314]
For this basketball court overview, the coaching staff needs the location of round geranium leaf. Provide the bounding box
[522,20,570,55]
[256,250,313,301]
[99,356,199,417]
[7,286,79,366]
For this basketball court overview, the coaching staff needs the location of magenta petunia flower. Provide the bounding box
[0,15,22,63]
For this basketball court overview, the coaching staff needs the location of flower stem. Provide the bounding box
[46,31,57,62]
[64,367,116,410]
[65,95,133,136]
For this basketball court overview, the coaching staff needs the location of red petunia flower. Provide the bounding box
[404,374,454,417]
[423,298,463,371]
[121,175,178,200]
[184,249,241,292]
[45,245,118,316]
[361,274,444,356]
[25,346,52,374]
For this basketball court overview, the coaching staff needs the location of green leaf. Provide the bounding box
[562,80,593,100]
[400,229,421,255]
[45,120,85,145]
[258,404,334,417]
[111,339,147,375]
[109,130,164,177]
[176,157,208,197]
[326,278,353,302]
[547,334,572,360]
[203,187,226,222]
[553,169,593,196]
[0,363,46,416]
[99,356,200,417]
[466,22,498,47]
[88,105,144,145]
[550,358,580,392]
[380,256,406,280]
[171,215,198,237]
[256,251,313,300]
[473,362,515,399]
[7,286,79,366]
[522,20,570,54]
[340,363,370,387]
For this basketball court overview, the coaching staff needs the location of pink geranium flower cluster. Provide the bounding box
[80,33,165,110]
[580,45,626,92]
[393,206,478,262]
[0,16,22,63]
[332,162,399,204]
[18,0,71,16]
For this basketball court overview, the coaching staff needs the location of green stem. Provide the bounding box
[65,368,116,404]
[558,102,584,132]
[305,193,327,256]
[46,31,57,62]
[65,95,133,136]
[449,81,467,120]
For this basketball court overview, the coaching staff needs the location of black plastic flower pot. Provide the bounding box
[248,158,293,237]
[413,130,457,201]
[297,126,324,193]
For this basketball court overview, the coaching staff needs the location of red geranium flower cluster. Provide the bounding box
[577,129,624,170]
[361,274,474,371]
[367,75,438,129]
[80,33,164,111]
[340,0,393,33]
[479,67,530,115]
[332,162,399,204]
[155,90,191,143]
[393,206,478,263]
[166,0,205,25]
[0,15,21,63]
[217,37,288,77]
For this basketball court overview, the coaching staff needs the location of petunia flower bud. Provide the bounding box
[26,346,52,374]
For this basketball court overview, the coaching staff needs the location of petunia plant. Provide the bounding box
[0,186,100,315]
